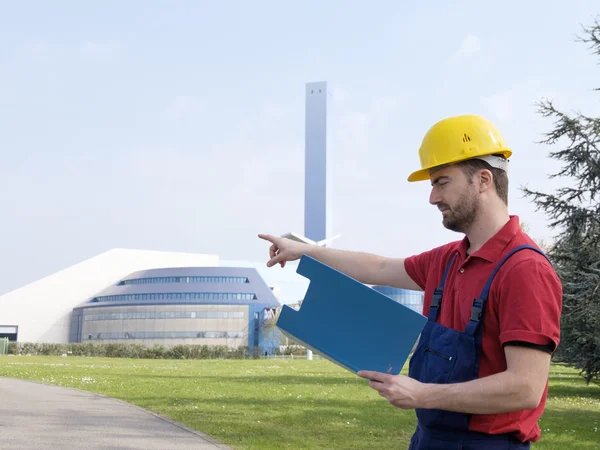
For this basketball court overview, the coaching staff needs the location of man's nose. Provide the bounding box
[429,187,441,205]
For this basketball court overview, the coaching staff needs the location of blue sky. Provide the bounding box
[1,1,599,302]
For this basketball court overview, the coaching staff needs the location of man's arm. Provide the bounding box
[358,345,552,414]
[259,233,422,290]
[420,345,552,413]
[307,246,422,290]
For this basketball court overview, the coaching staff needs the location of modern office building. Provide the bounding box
[0,248,281,353]
[71,266,279,352]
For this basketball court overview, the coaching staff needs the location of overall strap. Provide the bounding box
[428,252,458,321]
[464,244,551,336]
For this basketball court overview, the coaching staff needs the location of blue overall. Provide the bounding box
[407,244,548,449]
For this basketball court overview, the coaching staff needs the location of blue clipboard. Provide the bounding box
[276,254,428,375]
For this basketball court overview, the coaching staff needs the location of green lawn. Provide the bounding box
[0,357,597,449]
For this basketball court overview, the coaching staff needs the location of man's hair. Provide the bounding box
[456,157,509,205]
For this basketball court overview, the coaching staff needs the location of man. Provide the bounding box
[258,114,562,449]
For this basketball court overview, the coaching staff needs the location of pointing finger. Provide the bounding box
[258,234,277,243]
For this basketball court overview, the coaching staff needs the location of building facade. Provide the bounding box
[70,266,280,352]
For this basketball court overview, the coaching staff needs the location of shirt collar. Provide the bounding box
[457,215,522,263]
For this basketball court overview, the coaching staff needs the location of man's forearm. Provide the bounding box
[421,371,543,414]
[303,246,386,286]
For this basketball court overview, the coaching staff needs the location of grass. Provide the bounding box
[0,357,598,449]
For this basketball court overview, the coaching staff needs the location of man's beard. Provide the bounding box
[440,190,480,233]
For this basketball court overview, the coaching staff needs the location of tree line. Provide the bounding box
[523,17,600,384]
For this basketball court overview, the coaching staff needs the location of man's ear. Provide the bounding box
[478,169,494,193]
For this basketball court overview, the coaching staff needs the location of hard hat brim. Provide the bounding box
[407,168,432,182]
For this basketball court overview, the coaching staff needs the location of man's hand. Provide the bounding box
[356,370,427,409]
[258,234,309,268]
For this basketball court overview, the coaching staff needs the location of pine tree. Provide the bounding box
[522,17,600,384]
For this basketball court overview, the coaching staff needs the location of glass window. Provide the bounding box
[120,276,249,285]
[83,310,245,321]
[93,292,257,303]
[89,330,246,340]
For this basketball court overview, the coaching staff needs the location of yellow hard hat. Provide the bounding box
[407,114,512,182]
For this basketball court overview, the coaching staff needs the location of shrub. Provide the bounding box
[6,342,258,360]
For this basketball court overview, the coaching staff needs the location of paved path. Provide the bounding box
[0,377,233,450]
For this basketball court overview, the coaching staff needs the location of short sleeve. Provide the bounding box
[404,244,453,291]
[404,252,432,290]
[496,257,562,351]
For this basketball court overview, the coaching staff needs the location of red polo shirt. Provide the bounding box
[404,215,562,443]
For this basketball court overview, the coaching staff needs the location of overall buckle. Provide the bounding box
[469,299,483,323]
[431,288,443,308]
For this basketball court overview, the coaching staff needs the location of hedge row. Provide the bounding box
[6,342,253,359]
[5,341,310,359]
